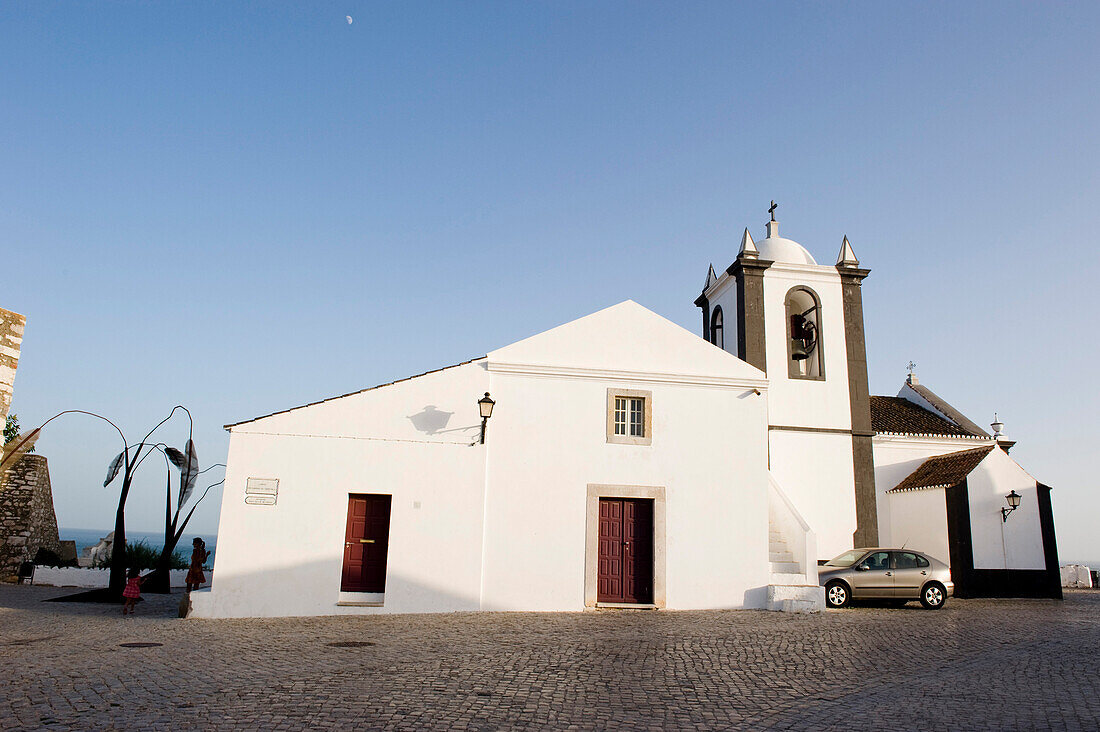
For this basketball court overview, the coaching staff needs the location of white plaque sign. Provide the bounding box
[245,495,276,506]
[245,477,279,505]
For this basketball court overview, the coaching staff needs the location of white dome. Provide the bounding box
[757,235,817,265]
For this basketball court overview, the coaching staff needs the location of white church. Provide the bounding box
[190,210,1061,619]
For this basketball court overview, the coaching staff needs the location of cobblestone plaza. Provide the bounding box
[1,585,1097,730]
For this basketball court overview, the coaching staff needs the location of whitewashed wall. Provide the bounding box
[872,436,993,547]
[761,264,852,431]
[768,430,857,559]
[885,489,951,565]
[873,439,1047,572]
[480,372,772,611]
[192,362,490,618]
[705,262,871,562]
[193,301,774,618]
[759,264,859,561]
[968,449,1045,570]
[482,301,773,611]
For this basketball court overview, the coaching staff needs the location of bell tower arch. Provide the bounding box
[784,285,824,379]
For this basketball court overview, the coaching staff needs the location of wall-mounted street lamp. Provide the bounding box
[1001,490,1022,522]
[478,392,495,445]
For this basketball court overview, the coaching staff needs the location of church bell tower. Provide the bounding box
[695,205,878,554]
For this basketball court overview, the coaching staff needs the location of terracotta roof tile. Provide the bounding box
[887,446,996,493]
[870,396,978,437]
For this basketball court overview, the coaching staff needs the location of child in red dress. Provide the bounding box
[122,567,145,615]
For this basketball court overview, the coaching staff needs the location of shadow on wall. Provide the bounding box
[407,406,480,439]
[743,586,768,610]
[407,405,453,435]
[192,558,483,618]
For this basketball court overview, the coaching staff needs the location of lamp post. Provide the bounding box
[1001,490,1021,522]
[478,392,495,445]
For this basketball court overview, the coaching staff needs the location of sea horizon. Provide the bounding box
[60,527,217,557]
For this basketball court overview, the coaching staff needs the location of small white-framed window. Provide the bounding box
[614,396,645,437]
[607,389,652,445]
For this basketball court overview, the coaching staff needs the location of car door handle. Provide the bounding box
[885,572,892,576]
[921,571,928,575]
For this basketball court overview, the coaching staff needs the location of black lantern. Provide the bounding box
[478,392,495,444]
[1001,490,1022,522]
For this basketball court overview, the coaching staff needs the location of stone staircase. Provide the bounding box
[765,521,824,613]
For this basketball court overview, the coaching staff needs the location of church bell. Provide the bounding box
[789,311,816,361]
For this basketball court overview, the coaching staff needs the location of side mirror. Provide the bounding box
[856,564,869,571]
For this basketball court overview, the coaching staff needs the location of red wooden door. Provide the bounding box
[341,494,392,593]
[597,498,653,604]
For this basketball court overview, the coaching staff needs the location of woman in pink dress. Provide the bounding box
[185,537,209,593]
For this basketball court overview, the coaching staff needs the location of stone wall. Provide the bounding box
[0,307,26,427]
[0,454,61,581]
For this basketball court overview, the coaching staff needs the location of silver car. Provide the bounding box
[818,548,954,609]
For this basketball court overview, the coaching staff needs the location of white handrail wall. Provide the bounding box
[767,473,819,584]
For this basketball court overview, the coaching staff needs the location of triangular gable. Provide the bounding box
[488,300,765,382]
[224,357,483,428]
[982,442,1041,487]
[898,380,990,438]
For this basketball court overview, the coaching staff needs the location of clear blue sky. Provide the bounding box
[2,2,1098,561]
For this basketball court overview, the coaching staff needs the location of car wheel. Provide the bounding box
[920,582,947,609]
[825,580,851,608]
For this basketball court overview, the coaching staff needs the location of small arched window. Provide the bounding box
[785,287,824,379]
[710,307,724,349]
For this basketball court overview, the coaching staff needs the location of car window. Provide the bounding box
[894,552,921,569]
[916,554,930,568]
[825,550,866,567]
[862,552,891,570]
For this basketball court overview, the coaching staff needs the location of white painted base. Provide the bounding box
[765,584,824,613]
[186,587,212,617]
[336,591,385,606]
[30,567,198,589]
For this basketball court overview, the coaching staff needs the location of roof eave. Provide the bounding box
[224,356,486,430]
